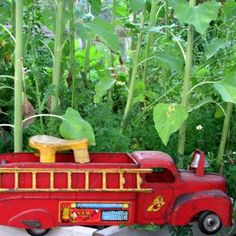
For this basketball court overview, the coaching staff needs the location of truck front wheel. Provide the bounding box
[198,211,222,235]
[26,229,50,236]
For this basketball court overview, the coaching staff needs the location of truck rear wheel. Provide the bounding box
[198,211,222,235]
[26,229,50,236]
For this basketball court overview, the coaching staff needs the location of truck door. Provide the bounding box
[136,168,175,223]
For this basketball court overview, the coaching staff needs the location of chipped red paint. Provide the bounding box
[0,150,232,235]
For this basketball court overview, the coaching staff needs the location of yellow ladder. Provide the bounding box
[0,168,153,193]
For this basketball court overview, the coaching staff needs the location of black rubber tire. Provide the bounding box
[26,228,50,236]
[198,211,222,235]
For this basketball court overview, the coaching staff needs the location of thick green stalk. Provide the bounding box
[128,12,137,84]
[83,40,91,81]
[142,0,159,81]
[14,0,24,152]
[177,0,196,166]
[69,0,76,109]
[217,103,233,164]
[108,0,116,106]
[51,0,65,113]
[11,0,16,35]
[121,6,146,131]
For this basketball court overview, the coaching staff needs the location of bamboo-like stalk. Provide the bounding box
[69,0,76,109]
[121,6,146,131]
[142,0,158,81]
[177,0,196,166]
[108,0,116,106]
[83,40,91,81]
[217,103,233,165]
[51,0,65,113]
[11,0,16,35]
[14,0,24,152]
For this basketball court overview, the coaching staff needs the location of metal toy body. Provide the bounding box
[0,137,232,236]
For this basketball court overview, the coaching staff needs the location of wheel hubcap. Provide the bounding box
[203,214,221,232]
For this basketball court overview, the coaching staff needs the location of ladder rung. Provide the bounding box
[102,172,106,190]
[119,172,125,189]
[67,172,72,190]
[32,172,36,189]
[14,172,19,189]
[50,172,54,190]
[85,171,89,190]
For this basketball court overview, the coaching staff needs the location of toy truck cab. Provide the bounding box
[0,136,233,236]
[133,150,232,235]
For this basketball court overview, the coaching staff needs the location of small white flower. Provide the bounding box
[196,125,203,131]
[233,151,236,155]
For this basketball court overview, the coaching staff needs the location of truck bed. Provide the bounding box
[0,152,139,169]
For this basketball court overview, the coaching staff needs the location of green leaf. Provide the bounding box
[129,0,146,12]
[60,108,96,145]
[222,0,236,19]
[189,97,214,112]
[75,22,93,41]
[168,0,220,34]
[156,52,184,74]
[94,77,115,103]
[205,38,228,59]
[88,17,119,53]
[0,2,11,23]
[90,0,102,15]
[214,73,236,104]
[153,104,188,145]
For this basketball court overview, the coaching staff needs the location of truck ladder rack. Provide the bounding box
[0,168,153,193]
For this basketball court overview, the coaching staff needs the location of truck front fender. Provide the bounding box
[8,208,55,229]
[169,190,232,227]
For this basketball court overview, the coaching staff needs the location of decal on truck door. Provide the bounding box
[147,195,165,212]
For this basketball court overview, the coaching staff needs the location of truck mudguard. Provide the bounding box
[8,208,55,229]
[169,190,232,226]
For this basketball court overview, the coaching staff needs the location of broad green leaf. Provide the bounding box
[214,74,236,104]
[0,2,11,23]
[205,38,228,59]
[168,0,220,34]
[94,77,115,103]
[214,102,227,119]
[153,104,188,145]
[156,52,184,74]
[222,0,236,19]
[87,17,119,53]
[129,0,146,12]
[188,97,214,112]
[90,0,102,15]
[60,108,96,145]
[75,22,93,41]
[133,80,146,104]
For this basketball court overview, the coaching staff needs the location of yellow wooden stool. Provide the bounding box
[29,135,89,163]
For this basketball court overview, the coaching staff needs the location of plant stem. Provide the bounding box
[11,0,16,35]
[121,6,146,131]
[217,103,233,165]
[83,40,90,86]
[128,12,137,84]
[14,0,24,152]
[108,0,116,107]
[51,0,65,113]
[142,0,159,81]
[69,0,76,109]
[177,0,196,166]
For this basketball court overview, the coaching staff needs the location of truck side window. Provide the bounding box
[145,168,175,183]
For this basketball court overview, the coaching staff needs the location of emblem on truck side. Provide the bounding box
[147,195,165,212]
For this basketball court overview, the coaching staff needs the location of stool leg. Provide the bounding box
[39,148,56,163]
[73,148,90,163]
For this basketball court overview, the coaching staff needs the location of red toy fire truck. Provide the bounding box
[0,135,232,236]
